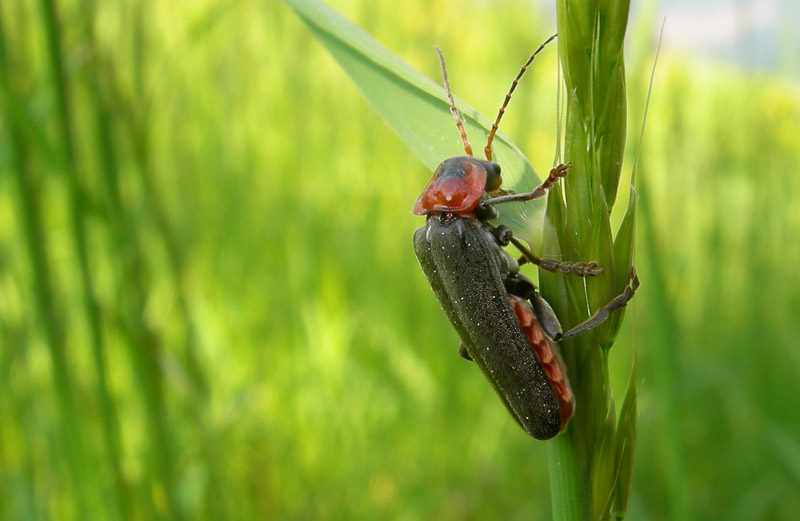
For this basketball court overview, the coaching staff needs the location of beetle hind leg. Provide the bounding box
[558,267,640,340]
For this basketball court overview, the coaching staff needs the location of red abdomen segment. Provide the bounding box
[508,295,574,430]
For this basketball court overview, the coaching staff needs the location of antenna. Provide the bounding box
[485,33,557,161]
[435,46,473,156]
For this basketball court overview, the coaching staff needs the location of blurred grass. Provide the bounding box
[0,0,799,520]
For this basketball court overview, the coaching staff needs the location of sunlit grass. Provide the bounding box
[0,0,799,520]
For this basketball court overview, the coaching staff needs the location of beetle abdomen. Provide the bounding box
[508,295,574,429]
[413,213,562,439]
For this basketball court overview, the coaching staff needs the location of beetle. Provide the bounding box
[413,36,639,440]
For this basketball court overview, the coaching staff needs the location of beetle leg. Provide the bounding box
[529,291,564,340]
[458,342,474,362]
[508,235,603,277]
[491,225,514,246]
[482,163,570,206]
[503,272,535,300]
[557,268,640,340]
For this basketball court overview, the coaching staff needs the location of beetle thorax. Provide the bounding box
[413,157,502,216]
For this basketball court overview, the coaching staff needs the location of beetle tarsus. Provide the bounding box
[507,235,602,277]
[539,258,602,276]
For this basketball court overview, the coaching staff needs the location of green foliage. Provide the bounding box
[1,0,800,520]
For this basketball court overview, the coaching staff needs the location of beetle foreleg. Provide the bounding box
[482,163,570,206]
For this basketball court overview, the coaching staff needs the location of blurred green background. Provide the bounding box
[2,0,800,519]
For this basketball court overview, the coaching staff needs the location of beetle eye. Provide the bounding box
[485,162,503,191]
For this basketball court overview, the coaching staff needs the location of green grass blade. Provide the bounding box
[603,184,636,346]
[282,0,546,240]
[613,363,638,519]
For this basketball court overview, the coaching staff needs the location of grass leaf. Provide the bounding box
[282,0,547,241]
[604,184,637,346]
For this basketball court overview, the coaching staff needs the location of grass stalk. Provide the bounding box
[73,1,143,518]
[78,3,188,518]
[2,4,97,518]
[549,429,591,520]
[543,0,635,519]
[36,0,149,517]
[113,0,209,398]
